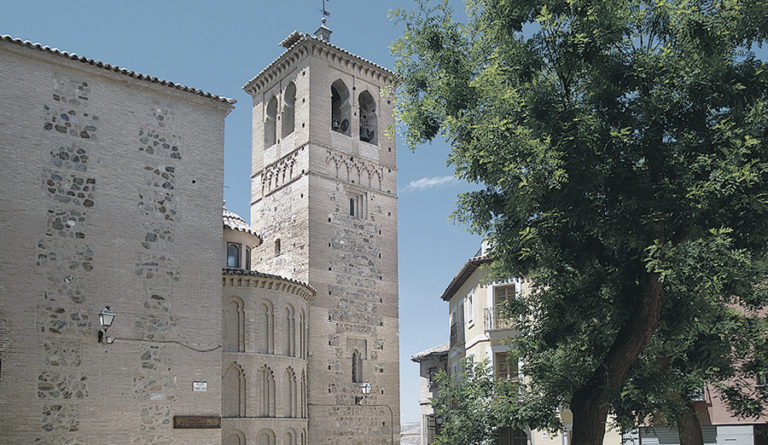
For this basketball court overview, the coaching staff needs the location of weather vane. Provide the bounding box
[320,0,330,22]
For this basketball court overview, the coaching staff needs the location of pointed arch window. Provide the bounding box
[258,366,276,417]
[282,82,296,137]
[301,370,307,418]
[223,297,245,352]
[331,80,351,135]
[223,363,246,417]
[358,90,377,144]
[284,305,296,356]
[265,96,278,147]
[285,368,298,417]
[259,300,275,354]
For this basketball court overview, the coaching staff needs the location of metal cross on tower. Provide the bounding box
[320,0,330,19]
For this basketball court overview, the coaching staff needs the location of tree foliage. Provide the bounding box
[431,358,560,445]
[393,0,768,442]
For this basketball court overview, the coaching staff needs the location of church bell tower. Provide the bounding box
[244,22,400,444]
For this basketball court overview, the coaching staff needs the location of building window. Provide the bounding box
[352,350,363,383]
[349,192,366,219]
[450,317,458,347]
[466,290,474,326]
[331,80,351,135]
[282,82,296,137]
[245,247,251,270]
[428,366,440,391]
[275,239,281,256]
[496,427,527,445]
[223,363,246,417]
[265,96,278,147]
[492,284,516,329]
[227,243,241,268]
[494,351,517,381]
[358,90,377,144]
[494,284,515,309]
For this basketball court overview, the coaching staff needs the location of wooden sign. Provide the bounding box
[173,415,221,429]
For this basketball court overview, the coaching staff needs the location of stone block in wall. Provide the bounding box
[43,340,81,367]
[132,374,176,402]
[41,403,79,432]
[35,305,91,337]
[137,128,182,160]
[48,139,89,172]
[45,208,87,240]
[43,275,86,304]
[137,187,178,222]
[134,253,179,282]
[41,170,95,208]
[139,404,172,432]
[133,313,178,341]
[33,434,87,445]
[139,344,171,370]
[36,238,93,273]
[42,105,98,140]
[37,371,88,400]
[140,223,175,251]
[131,434,174,445]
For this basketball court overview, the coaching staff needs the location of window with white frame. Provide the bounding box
[494,351,517,381]
[227,243,241,268]
[466,290,474,326]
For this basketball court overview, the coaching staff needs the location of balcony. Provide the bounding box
[484,308,515,331]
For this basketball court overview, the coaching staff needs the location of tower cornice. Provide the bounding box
[243,33,397,95]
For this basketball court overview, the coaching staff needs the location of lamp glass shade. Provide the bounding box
[99,307,115,329]
[361,381,372,395]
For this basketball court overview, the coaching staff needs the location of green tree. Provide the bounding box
[393,1,768,443]
[430,358,560,444]
[614,291,768,445]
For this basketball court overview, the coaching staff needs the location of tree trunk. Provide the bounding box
[570,272,664,445]
[676,399,704,445]
[570,388,611,445]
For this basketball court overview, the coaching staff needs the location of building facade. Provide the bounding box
[221,209,315,445]
[0,35,234,444]
[411,343,448,445]
[244,27,400,444]
[414,244,623,445]
[0,22,401,445]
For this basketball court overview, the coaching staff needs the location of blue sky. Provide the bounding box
[2,0,477,423]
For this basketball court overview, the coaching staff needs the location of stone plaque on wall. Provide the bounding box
[173,415,220,429]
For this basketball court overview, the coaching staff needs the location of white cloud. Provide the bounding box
[401,175,458,193]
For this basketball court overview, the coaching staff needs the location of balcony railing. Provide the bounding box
[484,308,515,331]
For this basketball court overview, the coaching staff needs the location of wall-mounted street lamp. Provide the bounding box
[98,306,116,344]
[359,380,393,445]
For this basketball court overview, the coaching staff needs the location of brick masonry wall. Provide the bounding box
[0,41,230,444]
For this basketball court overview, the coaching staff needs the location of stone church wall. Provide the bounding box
[0,39,231,444]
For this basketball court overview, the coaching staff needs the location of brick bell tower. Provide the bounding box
[244,21,400,444]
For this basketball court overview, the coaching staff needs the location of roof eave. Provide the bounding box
[0,35,236,107]
[243,34,397,95]
[439,256,492,301]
